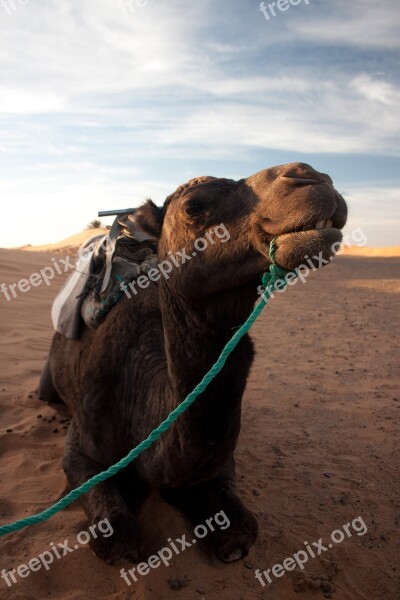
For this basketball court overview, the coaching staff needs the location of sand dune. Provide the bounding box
[0,248,399,600]
[343,246,400,257]
[20,228,108,253]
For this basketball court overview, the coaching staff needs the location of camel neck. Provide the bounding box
[160,282,257,414]
[133,281,258,486]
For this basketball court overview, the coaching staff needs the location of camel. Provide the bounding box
[39,162,347,564]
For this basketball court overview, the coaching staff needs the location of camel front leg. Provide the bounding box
[62,419,140,564]
[161,457,258,562]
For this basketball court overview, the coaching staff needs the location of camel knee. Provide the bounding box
[38,357,63,404]
[62,430,100,488]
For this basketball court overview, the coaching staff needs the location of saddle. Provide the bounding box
[51,212,158,339]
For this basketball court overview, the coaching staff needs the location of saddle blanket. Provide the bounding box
[51,212,158,339]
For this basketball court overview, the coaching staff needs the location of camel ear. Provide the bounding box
[184,177,237,201]
[133,199,164,238]
[164,177,237,214]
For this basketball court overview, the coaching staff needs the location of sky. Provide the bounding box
[0,0,399,247]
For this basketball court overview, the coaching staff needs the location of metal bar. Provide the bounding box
[98,208,136,217]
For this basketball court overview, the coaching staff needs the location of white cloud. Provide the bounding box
[0,0,398,246]
[0,88,66,113]
[345,185,400,219]
[0,1,398,154]
[342,185,400,246]
[290,0,400,49]
[350,74,400,106]
[0,1,205,98]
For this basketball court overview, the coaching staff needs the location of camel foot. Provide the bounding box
[211,505,258,562]
[89,513,140,565]
[161,466,258,563]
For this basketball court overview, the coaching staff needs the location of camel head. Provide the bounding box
[133,162,347,299]
[247,162,348,270]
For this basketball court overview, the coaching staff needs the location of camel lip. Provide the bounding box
[275,226,342,240]
[285,219,335,235]
[271,227,344,255]
[254,222,343,263]
[260,209,339,238]
[271,227,344,271]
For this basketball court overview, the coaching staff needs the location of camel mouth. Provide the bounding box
[272,227,344,271]
[275,197,344,236]
[240,164,348,275]
[285,214,336,235]
[255,208,341,246]
[254,204,346,271]
[312,217,334,230]
[273,202,345,270]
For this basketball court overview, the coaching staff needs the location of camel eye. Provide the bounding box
[185,201,206,218]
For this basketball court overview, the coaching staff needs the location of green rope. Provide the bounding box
[0,238,295,538]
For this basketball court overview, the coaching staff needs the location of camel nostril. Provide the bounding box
[279,163,328,184]
[280,176,321,186]
[321,172,333,184]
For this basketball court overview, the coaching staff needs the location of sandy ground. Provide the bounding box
[0,244,399,600]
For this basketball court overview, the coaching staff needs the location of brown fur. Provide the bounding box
[40,162,347,563]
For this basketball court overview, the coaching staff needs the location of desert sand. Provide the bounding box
[0,238,399,600]
[20,229,108,254]
[343,246,400,257]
